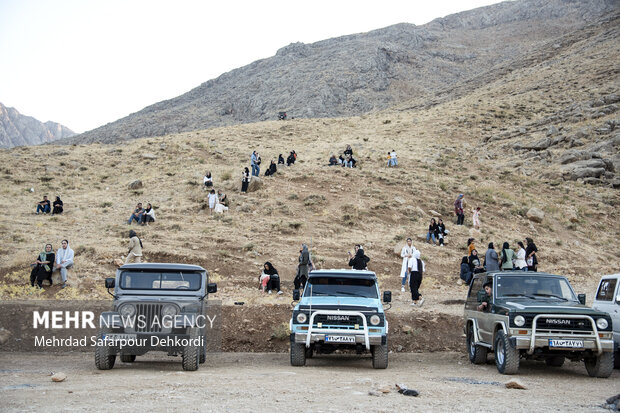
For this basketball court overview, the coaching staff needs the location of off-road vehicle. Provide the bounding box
[592,273,620,369]
[289,269,391,369]
[464,271,614,377]
[95,263,217,371]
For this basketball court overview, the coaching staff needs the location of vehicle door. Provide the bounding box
[477,275,496,344]
[593,277,619,329]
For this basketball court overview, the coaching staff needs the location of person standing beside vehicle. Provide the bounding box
[348,244,369,270]
[294,244,310,290]
[125,230,143,264]
[525,237,538,271]
[484,243,500,272]
[514,241,528,271]
[500,242,516,271]
[400,238,416,292]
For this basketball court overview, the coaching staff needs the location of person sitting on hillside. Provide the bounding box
[265,160,277,176]
[287,151,296,166]
[344,145,353,158]
[260,262,282,294]
[329,154,338,166]
[127,203,144,224]
[54,239,74,288]
[469,249,484,274]
[218,190,229,207]
[36,196,51,214]
[141,203,156,225]
[460,256,472,285]
[278,154,285,165]
[436,218,448,246]
[426,218,438,245]
[203,171,213,188]
[30,244,55,288]
[345,154,356,168]
[52,196,64,215]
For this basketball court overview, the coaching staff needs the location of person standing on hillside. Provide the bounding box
[525,237,539,272]
[54,239,74,288]
[207,189,218,215]
[500,242,516,271]
[467,238,476,256]
[389,149,398,167]
[251,151,260,176]
[125,230,143,264]
[409,250,425,306]
[514,241,528,271]
[241,167,250,193]
[348,244,370,270]
[472,207,481,229]
[294,244,310,290]
[278,154,285,165]
[484,243,500,272]
[454,194,465,225]
[400,238,416,292]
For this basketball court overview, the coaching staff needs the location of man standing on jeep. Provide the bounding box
[477,280,493,311]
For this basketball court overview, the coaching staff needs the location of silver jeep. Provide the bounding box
[95,263,217,371]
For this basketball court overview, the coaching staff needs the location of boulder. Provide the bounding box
[128,180,143,190]
[528,137,552,150]
[428,210,442,217]
[526,207,544,223]
[247,177,263,192]
[51,372,67,382]
[142,153,158,160]
[546,126,559,136]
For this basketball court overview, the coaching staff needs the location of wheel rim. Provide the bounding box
[468,328,475,356]
[496,339,505,365]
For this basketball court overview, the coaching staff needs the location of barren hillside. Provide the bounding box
[0,10,618,319]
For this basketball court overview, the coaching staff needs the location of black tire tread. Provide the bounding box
[495,331,519,375]
[290,342,306,366]
[372,343,389,369]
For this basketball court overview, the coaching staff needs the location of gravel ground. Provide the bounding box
[1,351,618,412]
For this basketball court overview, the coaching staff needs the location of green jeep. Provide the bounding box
[464,271,614,377]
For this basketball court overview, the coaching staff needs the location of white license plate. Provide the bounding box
[549,339,584,349]
[325,335,356,343]
[104,333,137,342]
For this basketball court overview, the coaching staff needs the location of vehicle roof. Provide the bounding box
[476,271,566,278]
[119,263,206,272]
[308,269,376,279]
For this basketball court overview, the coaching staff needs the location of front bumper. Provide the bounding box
[293,332,386,346]
[513,336,614,352]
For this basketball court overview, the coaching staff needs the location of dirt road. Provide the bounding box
[1,351,617,412]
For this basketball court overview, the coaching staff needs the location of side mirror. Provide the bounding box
[383,291,392,303]
[578,293,586,305]
[105,278,115,289]
[293,289,300,301]
[207,283,217,294]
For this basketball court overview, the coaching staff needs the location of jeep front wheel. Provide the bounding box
[494,331,519,374]
[371,342,388,369]
[290,342,306,366]
[584,352,614,378]
[467,324,488,364]
[182,329,200,371]
[94,328,116,370]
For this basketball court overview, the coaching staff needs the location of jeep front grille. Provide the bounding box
[527,315,592,331]
[312,314,364,328]
[136,303,163,333]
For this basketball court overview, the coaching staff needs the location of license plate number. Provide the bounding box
[104,333,137,343]
[325,335,356,343]
[549,339,584,349]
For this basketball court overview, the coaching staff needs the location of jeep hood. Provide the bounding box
[498,298,605,315]
[298,296,380,310]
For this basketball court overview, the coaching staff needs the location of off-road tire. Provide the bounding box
[467,324,488,364]
[494,331,519,374]
[545,356,565,367]
[120,354,136,363]
[182,329,200,371]
[94,328,116,370]
[584,352,614,378]
[290,342,306,366]
[371,343,389,369]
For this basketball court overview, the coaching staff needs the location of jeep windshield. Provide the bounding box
[119,271,202,290]
[496,275,577,301]
[304,276,378,299]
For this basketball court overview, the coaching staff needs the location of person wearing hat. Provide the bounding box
[477,280,493,311]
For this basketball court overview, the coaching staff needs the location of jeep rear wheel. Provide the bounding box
[290,342,306,366]
[545,356,564,367]
[182,329,200,371]
[467,324,488,364]
[94,328,116,370]
[584,352,614,378]
[371,343,388,369]
[494,331,519,374]
[120,354,136,363]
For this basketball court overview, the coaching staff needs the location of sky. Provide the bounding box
[0,0,503,133]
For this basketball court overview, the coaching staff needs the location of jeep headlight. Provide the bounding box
[370,315,381,326]
[514,315,525,327]
[596,318,608,330]
[296,313,307,324]
[119,303,136,318]
[162,304,178,317]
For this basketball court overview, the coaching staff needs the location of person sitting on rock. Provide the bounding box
[329,154,338,166]
[128,203,144,224]
[36,196,51,214]
[203,171,213,188]
[278,154,285,165]
[30,244,55,288]
[344,145,353,158]
[52,196,63,215]
[460,256,472,285]
[54,239,74,288]
[426,218,438,245]
[265,160,277,176]
[141,203,156,225]
[345,154,356,168]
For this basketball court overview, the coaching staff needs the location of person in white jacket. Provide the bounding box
[514,241,528,271]
[400,238,417,292]
[54,239,74,288]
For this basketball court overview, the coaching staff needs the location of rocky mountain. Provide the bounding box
[0,103,75,148]
[65,0,618,144]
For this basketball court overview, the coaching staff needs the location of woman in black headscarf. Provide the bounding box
[52,196,63,215]
[30,244,55,288]
[469,249,484,274]
[460,256,472,284]
[241,167,250,192]
[262,262,282,294]
[348,245,370,270]
[525,237,538,271]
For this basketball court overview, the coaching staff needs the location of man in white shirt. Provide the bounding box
[400,238,416,292]
[390,150,398,167]
[55,239,74,288]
